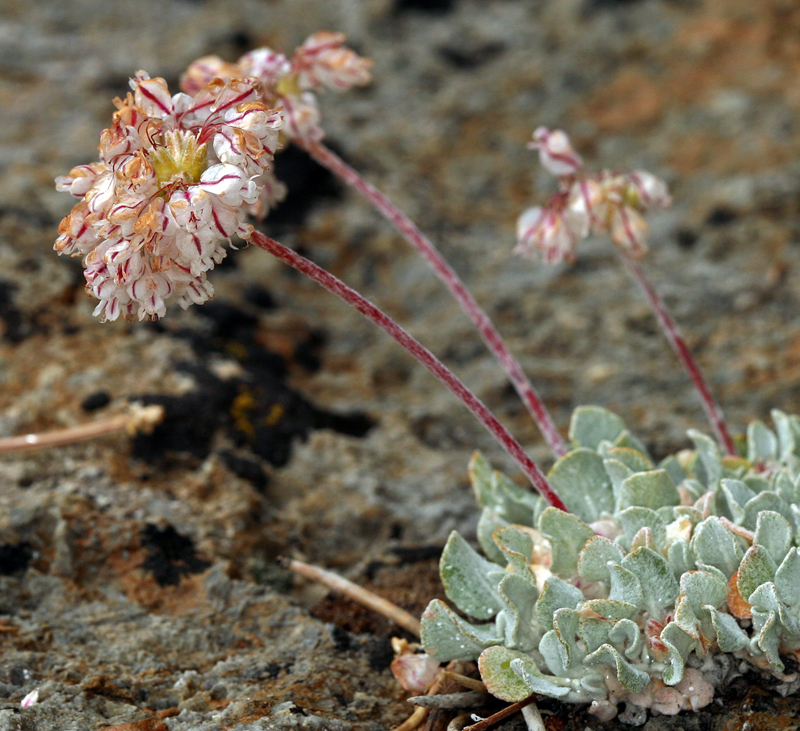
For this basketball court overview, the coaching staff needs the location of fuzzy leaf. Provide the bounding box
[539,629,568,677]
[569,406,626,450]
[774,547,800,607]
[738,545,777,603]
[753,510,793,566]
[680,570,727,616]
[751,582,800,641]
[660,622,697,685]
[619,470,679,512]
[747,420,778,464]
[538,508,594,576]
[469,452,539,525]
[621,547,679,615]
[582,598,639,621]
[440,532,504,619]
[493,526,536,583]
[613,429,651,458]
[719,479,755,524]
[659,455,686,488]
[607,564,644,609]
[547,449,614,523]
[603,446,652,473]
[578,536,625,582]
[420,599,500,661]
[553,608,584,668]
[469,451,495,506]
[607,618,643,659]
[479,646,570,701]
[579,617,611,654]
[688,429,723,488]
[743,475,770,495]
[497,573,539,651]
[772,471,796,505]
[742,491,795,532]
[771,409,797,460]
[704,606,747,652]
[691,517,742,579]
[494,469,542,524]
[604,459,634,503]
[668,539,696,577]
[584,644,649,693]
[477,509,509,566]
[672,594,701,641]
[754,608,783,670]
[618,506,667,552]
[536,576,584,630]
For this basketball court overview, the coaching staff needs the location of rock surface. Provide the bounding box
[0,0,799,728]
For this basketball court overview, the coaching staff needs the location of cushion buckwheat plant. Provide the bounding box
[48,31,800,729]
[421,406,800,723]
[54,72,283,321]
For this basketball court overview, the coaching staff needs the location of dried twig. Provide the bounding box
[0,403,164,454]
[279,557,421,637]
[462,697,538,731]
[443,672,486,693]
[409,692,491,710]
[392,672,447,731]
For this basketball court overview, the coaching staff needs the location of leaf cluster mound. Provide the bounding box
[421,407,800,721]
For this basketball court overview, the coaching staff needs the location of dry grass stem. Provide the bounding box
[280,557,422,636]
[0,403,165,454]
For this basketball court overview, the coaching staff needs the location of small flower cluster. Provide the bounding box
[516,127,672,264]
[55,73,282,321]
[181,31,373,146]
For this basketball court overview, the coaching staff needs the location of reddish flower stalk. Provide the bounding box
[250,231,567,511]
[620,252,737,456]
[299,140,568,459]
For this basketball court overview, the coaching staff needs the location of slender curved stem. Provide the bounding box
[620,251,737,456]
[250,231,566,510]
[300,140,568,458]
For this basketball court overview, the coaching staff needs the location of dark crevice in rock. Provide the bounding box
[140,524,211,587]
[266,144,343,231]
[393,0,457,14]
[0,543,33,575]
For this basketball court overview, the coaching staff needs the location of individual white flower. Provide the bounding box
[527,126,584,177]
[54,72,283,321]
[515,197,589,264]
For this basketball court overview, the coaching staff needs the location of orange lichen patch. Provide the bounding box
[83,674,137,703]
[98,719,168,731]
[578,68,665,133]
[727,570,752,619]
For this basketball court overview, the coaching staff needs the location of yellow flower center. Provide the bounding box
[149,130,208,187]
[275,73,301,98]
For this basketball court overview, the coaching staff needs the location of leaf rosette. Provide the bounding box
[421,407,800,720]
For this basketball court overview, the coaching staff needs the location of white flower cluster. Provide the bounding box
[54,73,283,321]
[516,127,672,263]
[181,31,373,146]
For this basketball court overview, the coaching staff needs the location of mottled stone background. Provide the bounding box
[0,0,799,729]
